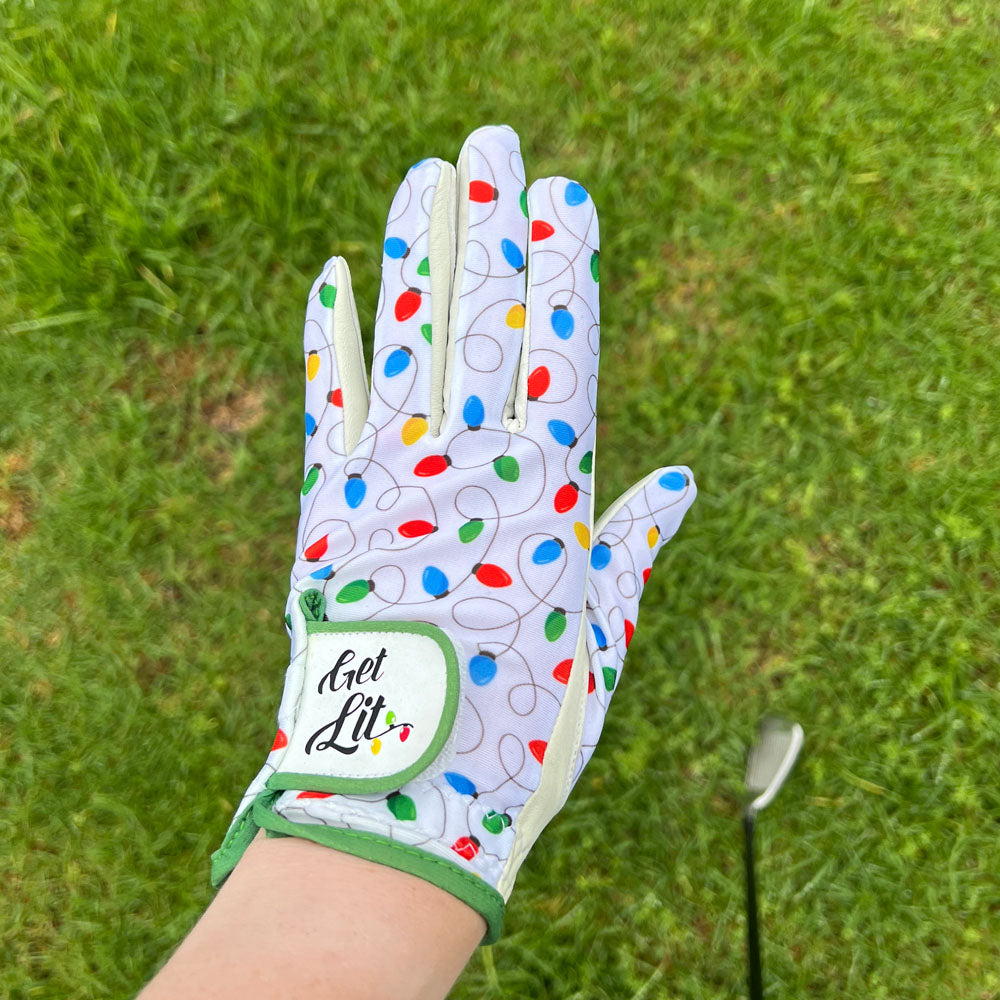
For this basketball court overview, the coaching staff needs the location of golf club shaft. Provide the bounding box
[744,811,763,1000]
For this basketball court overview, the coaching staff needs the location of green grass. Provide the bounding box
[2,1,999,996]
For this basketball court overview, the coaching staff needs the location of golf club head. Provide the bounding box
[745,716,803,816]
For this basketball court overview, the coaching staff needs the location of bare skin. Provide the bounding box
[139,835,484,1000]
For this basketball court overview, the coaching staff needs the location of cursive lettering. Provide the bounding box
[316,646,387,695]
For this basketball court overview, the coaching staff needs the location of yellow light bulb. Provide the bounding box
[306,351,320,381]
[371,738,382,755]
[647,525,659,549]
[574,521,590,549]
[506,303,526,328]
[401,415,428,446]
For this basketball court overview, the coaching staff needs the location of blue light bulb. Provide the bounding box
[384,237,408,259]
[532,539,563,565]
[422,565,449,597]
[444,772,477,796]
[591,622,608,649]
[501,239,525,271]
[547,419,576,447]
[469,653,497,686]
[659,470,687,491]
[551,307,574,339]
[344,475,366,509]
[384,347,411,378]
[590,543,611,570]
[463,394,485,428]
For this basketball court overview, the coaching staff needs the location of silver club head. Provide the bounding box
[745,716,804,816]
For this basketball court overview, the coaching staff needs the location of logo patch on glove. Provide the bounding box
[269,621,460,794]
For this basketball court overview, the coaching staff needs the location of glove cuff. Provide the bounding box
[210,789,505,944]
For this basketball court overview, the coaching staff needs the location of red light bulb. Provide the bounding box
[395,288,422,321]
[414,454,451,477]
[398,520,436,538]
[473,562,512,588]
[270,729,288,751]
[531,220,555,241]
[328,388,343,407]
[552,658,573,684]
[554,481,579,513]
[526,365,550,401]
[552,659,596,692]
[469,180,498,202]
[529,740,547,763]
[303,533,329,561]
[451,835,481,860]
[624,620,635,648]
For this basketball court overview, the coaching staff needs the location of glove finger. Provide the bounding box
[302,256,368,469]
[368,157,456,437]
[519,176,599,440]
[586,464,697,706]
[443,125,528,431]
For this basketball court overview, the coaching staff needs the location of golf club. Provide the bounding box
[744,716,804,1000]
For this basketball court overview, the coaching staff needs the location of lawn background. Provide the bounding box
[2,1,999,997]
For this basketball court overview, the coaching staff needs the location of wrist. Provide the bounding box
[255,791,507,943]
[147,835,484,1000]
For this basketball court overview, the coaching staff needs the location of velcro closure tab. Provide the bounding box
[268,621,460,794]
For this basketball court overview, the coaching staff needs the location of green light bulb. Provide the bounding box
[545,609,567,642]
[336,579,373,604]
[482,810,512,835]
[493,455,519,482]
[301,464,320,496]
[386,792,417,822]
[458,518,484,543]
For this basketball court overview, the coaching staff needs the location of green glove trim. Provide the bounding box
[252,794,505,944]
[209,793,272,888]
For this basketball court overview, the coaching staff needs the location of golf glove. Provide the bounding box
[211,125,696,942]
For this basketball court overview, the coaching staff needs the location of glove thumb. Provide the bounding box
[585,466,697,700]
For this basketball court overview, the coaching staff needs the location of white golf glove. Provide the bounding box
[211,125,696,941]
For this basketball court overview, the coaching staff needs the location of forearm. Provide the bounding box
[140,835,483,1000]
